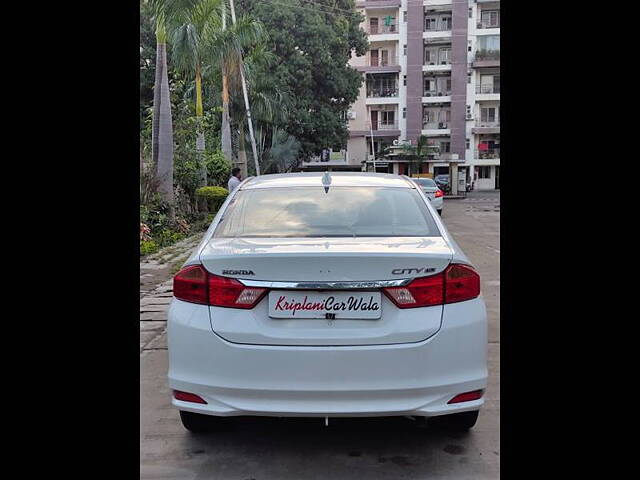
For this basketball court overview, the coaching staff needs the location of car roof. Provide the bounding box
[241,172,416,190]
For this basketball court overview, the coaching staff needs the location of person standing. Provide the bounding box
[227,167,241,192]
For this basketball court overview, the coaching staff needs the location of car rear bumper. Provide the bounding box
[167,298,487,418]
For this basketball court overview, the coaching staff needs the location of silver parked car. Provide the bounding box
[410,177,444,215]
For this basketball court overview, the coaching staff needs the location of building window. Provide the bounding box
[481,10,500,28]
[403,44,407,56]
[423,109,435,125]
[466,139,470,149]
[424,77,436,94]
[467,73,471,84]
[403,10,407,22]
[403,75,407,86]
[380,110,395,126]
[424,17,437,31]
[477,35,500,60]
[438,110,451,123]
[478,166,491,179]
[479,74,500,94]
[439,47,451,64]
[481,107,497,123]
[440,141,451,153]
[403,107,406,119]
[469,8,473,19]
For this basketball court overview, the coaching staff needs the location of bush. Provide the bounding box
[156,229,186,248]
[196,186,229,212]
[140,195,170,231]
[140,240,159,256]
[205,150,231,187]
[196,186,229,199]
[140,196,192,256]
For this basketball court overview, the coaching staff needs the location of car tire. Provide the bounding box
[428,410,479,431]
[179,410,219,433]
[437,209,442,216]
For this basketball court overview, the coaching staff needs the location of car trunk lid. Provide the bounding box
[200,236,453,345]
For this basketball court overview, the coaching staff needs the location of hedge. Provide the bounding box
[196,186,229,212]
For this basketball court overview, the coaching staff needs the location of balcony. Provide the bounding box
[424,45,452,70]
[422,121,450,131]
[376,121,398,130]
[424,88,451,97]
[473,50,500,68]
[477,18,500,29]
[354,53,401,73]
[365,23,398,34]
[475,148,500,159]
[367,83,399,98]
[476,84,500,94]
[472,120,500,134]
[424,19,452,32]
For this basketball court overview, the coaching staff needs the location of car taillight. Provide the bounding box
[173,265,209,304]
[444,264,480,304]
[173,265,267,308]
[383,274,444,308]
[383,263,480,308]
[434,189,444,198]
[207,274,267,309]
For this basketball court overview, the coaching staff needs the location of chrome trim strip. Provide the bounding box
[237,278,412,289]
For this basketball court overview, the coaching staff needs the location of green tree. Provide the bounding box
[202,9,266,175]
[165,0,222,188]
[237,0,368,161]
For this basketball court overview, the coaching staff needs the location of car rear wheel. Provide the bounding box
[179,410,220,433]
[428,410,479,431]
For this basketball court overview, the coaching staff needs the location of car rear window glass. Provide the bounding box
[413,178,437,187]
[214,187,440,238]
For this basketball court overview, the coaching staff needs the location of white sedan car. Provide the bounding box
[410,177,444,215]
[168,172,487,433]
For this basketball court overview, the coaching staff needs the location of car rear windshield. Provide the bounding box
[214,187,440,238]
[413,178,437,187]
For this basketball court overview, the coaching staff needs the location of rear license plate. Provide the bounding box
[268,291,382,319]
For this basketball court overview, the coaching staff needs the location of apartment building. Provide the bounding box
[315,0,500,190]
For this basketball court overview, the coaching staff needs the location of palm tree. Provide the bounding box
[166,0,222,188]
[230,43,280,176]
[149,2,175,219]
[203,8,265,175]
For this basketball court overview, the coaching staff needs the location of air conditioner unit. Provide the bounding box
[392,139,399,146]
[347,111,356,120]
[439,122,448,129]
